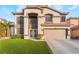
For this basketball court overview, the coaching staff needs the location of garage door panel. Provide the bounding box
[44,29,66,40]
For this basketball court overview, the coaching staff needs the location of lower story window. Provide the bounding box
[17,28,24,34]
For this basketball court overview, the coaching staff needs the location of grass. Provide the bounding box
[0,39,51,54]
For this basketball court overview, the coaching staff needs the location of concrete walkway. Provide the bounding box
[46,39,79,54]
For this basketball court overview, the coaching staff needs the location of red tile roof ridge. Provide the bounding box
[41,22,70,26]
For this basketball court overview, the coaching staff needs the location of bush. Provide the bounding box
[11,34,24,39]
[38,34,43,39]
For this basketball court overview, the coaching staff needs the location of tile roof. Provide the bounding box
[67,17,79,20]
[71,25,79,29]
[13,5,69,15]
[41,22,70,27]
[12,12,24,15]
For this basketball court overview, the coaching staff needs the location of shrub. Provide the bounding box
[11,34,24,39]
[38,34,43,39]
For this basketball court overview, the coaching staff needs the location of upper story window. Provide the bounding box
[61,16,65,22]
[28,13,38,29]
[45,14,53,22]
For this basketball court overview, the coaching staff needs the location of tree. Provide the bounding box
[0,20,10,37]
[0,21,4,37]
[6,22,10,37]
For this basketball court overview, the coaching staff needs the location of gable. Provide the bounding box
[41,7,68,16]
[42,8,61,16]
[24,7,43,16]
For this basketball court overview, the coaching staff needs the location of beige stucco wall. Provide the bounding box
[42,8,62,23]
[53,17,61,23]
[24,9,42,16]
[42,8,61,16]
[38,16,45,34]
[14,15,18,34]
[24,17,29,39]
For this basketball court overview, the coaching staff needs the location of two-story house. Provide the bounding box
[13,5,70,40]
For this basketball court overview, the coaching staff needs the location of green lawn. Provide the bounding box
[0,39,51,54]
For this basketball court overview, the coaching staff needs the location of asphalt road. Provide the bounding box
[46,39,79,54]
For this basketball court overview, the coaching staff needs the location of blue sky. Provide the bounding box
[0,5,79,22]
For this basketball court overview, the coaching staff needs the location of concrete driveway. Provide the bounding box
[46,39,79,54]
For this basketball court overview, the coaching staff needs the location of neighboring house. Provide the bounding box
[67,17,79,27]
[13,5,71,40]
[0,18,15,38]
[67,17,79,39]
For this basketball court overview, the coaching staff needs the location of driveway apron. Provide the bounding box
[46,39,79,54]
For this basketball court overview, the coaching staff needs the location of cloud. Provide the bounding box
[49,5,63,11]
[16,5,26,12]
[0,5,26,22]
[0,6,14,21]
[68,5,78,10]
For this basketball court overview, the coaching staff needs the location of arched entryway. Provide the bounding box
[28,13,38,39]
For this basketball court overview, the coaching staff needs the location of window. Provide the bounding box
[45,14,52,22]
[20,16,24,24]
[30,18,38,29]
[17,28,24,34]
[17,16,24,24]
[17,16,24,27]
[29,13,38,29]
[17,16,24,34]
[20,28,24,34]
[61,16,65,22]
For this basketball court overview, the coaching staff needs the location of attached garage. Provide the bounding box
[44,29,66,40]
[41,23,70,40]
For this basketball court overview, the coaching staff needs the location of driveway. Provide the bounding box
[46,39,79,54]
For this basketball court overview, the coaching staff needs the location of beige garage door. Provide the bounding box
[44,29,66,40]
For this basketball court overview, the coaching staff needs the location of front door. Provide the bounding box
[30,29,38,39]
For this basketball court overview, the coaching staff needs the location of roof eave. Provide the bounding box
[42,7,69,15]
[12,12,23,15]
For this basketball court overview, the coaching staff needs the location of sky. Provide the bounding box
[0,5,79,22]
